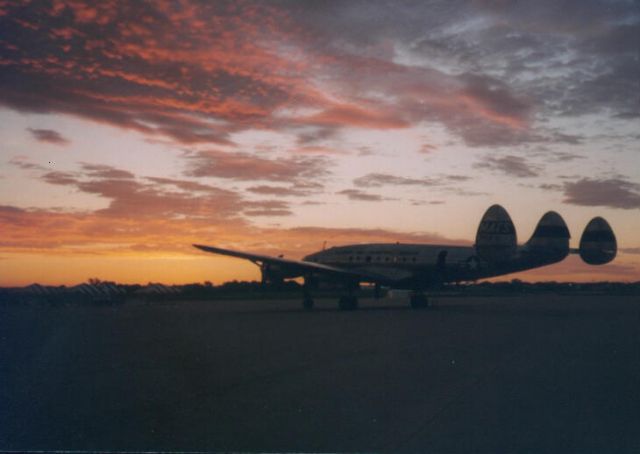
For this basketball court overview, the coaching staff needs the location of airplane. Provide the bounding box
[194,204,617,310]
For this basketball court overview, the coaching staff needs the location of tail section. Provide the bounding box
[475,204,517,262]
[526,211,570,259]
[579,217,616,265]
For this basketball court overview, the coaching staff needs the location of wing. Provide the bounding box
[193,244,363,279]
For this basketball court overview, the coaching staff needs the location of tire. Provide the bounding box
[338,295,358,311]
[303,297,314,310]
[410,294,429,309]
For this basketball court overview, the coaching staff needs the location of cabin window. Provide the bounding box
[365,256,371,263]
[349,256,353,262]
[412,257,417,263]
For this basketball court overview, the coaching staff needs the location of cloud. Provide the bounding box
[244,199,292,217]
[539,183,562,191]
[353,173,472,190]
[419,144,437,154]
[563,178,640,209]
[9,156,47,171]
[81,163,135,179]
[0,200,468,258]
[0,1,302,145]
[475,155,541,178]
[3,0,632,154]
[27,128,70,146]
[514,254,640,282]
[0,0,567,149]
[337,189,389,202]
[247,185,311,197]
[354,173,439,188]
[185,149,330,182]
[40,163,245,220]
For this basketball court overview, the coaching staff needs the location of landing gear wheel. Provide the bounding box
[338,295,358,311]
[302,296,314,311]
[410,293,429,309]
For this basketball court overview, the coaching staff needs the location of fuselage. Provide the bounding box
[304,242,568,289]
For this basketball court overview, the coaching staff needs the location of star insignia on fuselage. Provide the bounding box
[466,256,479,270]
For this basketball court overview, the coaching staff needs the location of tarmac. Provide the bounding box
[2,294,640,453]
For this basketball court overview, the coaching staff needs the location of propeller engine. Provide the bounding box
[259,262,286,285]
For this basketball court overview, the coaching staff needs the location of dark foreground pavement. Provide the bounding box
[1,294,639,453]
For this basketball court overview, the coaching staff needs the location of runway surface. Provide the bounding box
[2,294,640,452]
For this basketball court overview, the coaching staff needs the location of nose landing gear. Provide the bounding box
[338,295,359,311]
[409,291,430,309]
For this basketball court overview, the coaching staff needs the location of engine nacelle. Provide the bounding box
[475,204,517,262]
[579,217,617,265]
[259,263,285,285]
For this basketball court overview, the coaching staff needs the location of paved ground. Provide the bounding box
[1,294,639,453]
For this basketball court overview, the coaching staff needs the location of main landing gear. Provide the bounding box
[338,280,360,311]
[338,295,358,311]
[302,274,315,311]
[302,294,314,311]
[409,291,430,309]
[301,276,360,311]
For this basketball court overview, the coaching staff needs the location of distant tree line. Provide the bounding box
[0,279,638,306]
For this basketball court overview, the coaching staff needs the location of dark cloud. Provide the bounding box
[42,171,78,186]
[27,128,70,146]
[247,185,310,197]
[563,178,640,209]
[81,163,135,179]
[475,155,541,178]
[459,73,532,121]
[244,200,292,217]
[9,156,47,171]
[40,164,244,219]
[354,173,439,188]
[185,149,330,182]
[410,200,445,206]
[551,152,584,162]
[539,183,563,191]
[418,144,437,154]
[445,174,472,182]
[337,189,387,201]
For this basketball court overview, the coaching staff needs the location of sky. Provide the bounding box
[1,0,639,286]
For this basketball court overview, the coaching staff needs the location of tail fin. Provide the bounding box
[526,211,570,258]
[579,217,616,265]
[475,204,517,262]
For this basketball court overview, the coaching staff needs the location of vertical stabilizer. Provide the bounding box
[526,211,570,259]
[475,204,517,262]
[579,217,617,265]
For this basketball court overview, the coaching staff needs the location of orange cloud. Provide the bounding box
[0,0,535,149]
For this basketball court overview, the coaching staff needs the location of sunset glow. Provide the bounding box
[1,0,639,285]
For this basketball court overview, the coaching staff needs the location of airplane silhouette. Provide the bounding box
[194,205,616,310]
